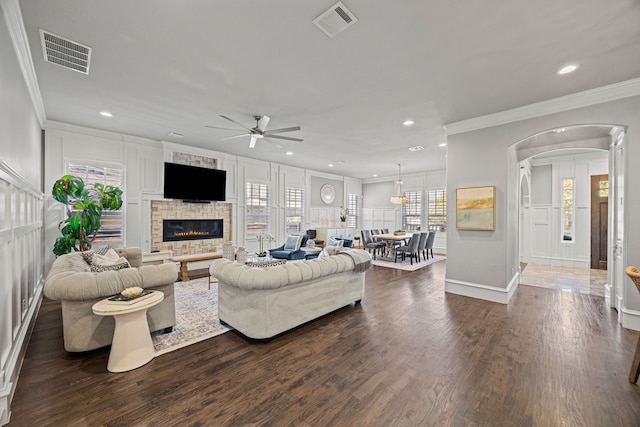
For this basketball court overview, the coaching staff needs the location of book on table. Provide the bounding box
[107,289,154,305]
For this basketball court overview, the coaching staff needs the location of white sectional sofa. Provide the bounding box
[209,249,371,339]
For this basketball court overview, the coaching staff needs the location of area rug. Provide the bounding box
[152,277,231,355]
[371,254,446,271]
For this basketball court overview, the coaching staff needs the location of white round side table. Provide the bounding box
[92,290,164,373]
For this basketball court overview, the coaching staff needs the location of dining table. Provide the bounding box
[371,233,414,259]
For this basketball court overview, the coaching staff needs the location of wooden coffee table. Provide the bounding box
[169,252,222,281]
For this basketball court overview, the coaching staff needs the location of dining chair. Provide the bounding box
[417,232,429,262]
[394,233,420,264]
[425,231,436,260]
[361,229,385,260]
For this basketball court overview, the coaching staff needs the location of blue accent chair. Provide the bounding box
[269,235,309,260]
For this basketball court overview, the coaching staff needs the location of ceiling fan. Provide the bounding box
[205,115,303,148]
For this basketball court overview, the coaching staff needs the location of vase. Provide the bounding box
[222,241,234,260]
[236,246,247,264]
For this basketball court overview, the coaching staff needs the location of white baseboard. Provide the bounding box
[621,306,640,331]
[604,284,612,307]
[445,272,520,304]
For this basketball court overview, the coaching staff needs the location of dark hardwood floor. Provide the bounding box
[8,261,640,426]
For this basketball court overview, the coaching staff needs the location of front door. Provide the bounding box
[590,174,608,269]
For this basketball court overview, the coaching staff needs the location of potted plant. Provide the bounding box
[393,229,405,236]
[339,206,349,224]
[51,174,123,256]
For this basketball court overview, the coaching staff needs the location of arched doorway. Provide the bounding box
[510,124,626,311]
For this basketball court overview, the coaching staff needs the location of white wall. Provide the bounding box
[361,170,447,253]
[0,6,44,424]
[445,95,640,317]
[523,152,609,268]
[42,123,366,258]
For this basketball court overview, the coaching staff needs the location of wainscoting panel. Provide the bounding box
[0,162,44,425]
[361,208,396,231]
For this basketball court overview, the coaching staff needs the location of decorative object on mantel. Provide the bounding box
[222,241,234,260]
[320,183,336,204]
[236,246,247,264]
[339,205,349,224]
[51,174,123,255]
[390,163,408,204]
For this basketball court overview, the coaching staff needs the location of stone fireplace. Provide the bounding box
[151,200,231,256]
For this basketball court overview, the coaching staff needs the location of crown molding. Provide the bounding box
[1,0,46,126]
[444,78,640,136]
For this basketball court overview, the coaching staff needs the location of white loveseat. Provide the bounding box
[44,247,178,352]
[209,249,371,339]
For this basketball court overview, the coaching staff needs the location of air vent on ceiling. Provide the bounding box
[313,1,358,38]
[40,29,91,75]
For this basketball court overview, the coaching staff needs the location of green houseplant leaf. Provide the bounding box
[51,175,123,256]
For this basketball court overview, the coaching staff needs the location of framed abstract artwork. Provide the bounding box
[456,186,496,230]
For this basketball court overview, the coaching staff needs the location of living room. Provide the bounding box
[3,1,640,425]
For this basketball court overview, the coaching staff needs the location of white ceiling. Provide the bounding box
[17,0,640,179]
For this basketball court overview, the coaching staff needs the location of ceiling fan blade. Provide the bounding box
[264,126,301,135]
[264,138,283,149]
[249,136,258,148]
[257,115,270,132]
[266,134,304,142]
[219,115,252,131]
[221,133,250,141]
[205,125,247,131]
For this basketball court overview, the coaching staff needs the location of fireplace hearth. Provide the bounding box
[163,219,223,242]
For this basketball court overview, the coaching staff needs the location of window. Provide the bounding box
[246,182,270,236]
[599,180,609,198]
[347,193,358,228]
[286,187,304,234]
[402,191,422,231]
[427,189,447,231]
[562,178,574,241]
[67,162,124,244]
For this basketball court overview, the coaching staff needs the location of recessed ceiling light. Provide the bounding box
[408,145,424,152]
[553,128,566,133]
[285,151,293,156]
[328,164,334,167]
[439,143,447,147]
[168,132,184,138]
[372,174,378,177]
[99,111,113,117]
[557,64,579,75]
[403,119,415,126]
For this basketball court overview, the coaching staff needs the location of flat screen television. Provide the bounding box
[163,162,226,202]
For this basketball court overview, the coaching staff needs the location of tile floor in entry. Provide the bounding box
[520,263,608,297]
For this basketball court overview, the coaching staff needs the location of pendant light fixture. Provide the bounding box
[390,163,408,204]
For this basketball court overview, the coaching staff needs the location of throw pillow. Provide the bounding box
[93,246,112,256]
[81,251,95,265]
[283,235,302,251]
[327,237,344,247]
[90,253,131,272]
[103,248,120,260]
